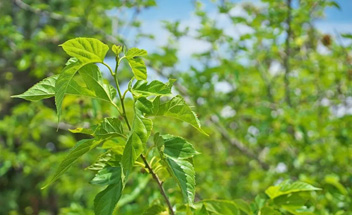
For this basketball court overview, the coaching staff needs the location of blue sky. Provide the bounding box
[130,0,352,53]
[103,0,352,81]
[323,0,352,23]
[101,0,352,91]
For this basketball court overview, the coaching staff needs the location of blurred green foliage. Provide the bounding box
[1,0,352,214]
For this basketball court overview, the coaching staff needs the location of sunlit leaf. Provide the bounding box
[126,48,148,80]
[265,181,321,199]
[60,37,109,63]
[148,96,207,135]
[112,44,123,56]
[130,79,175,97]
[166,157,195,204]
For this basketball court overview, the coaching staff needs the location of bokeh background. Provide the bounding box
[1,0,352,214]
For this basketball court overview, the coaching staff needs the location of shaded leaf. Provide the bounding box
[143,204,167,215]
[55,60,86,121]
[260,206,281,215]
[94,183,123,215]
[94,117,125,138]
[195,205,209,215]
[86,151,114,171]
[91,165,123,186]
[42,139,101,189]
[157,134,199,159]
[202,200,239,215]
[78,64,116,102]
[121,99,153,177]
[233,199,251,215]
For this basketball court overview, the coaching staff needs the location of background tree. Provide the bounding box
[1,0,351,214]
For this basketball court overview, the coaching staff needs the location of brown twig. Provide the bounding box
[210,118,269,170]
[140,154,175,215]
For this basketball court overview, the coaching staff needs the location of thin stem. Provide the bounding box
[110,58,174,214]
[122,89,129,100]
[141,154,175,215]
[102,61,131,130]
[118,56,126,66]
[102,62,115,77]
[101,62,123,114]
[112,57,131,130]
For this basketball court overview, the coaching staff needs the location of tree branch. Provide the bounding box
[210,118,269,170]
[141,155,175,215]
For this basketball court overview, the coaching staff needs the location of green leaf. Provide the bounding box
[78,64,116,102]
[69,127,95,136]
[112,44,123,56]
[233,199,251,215]
[94,117,125,139]
[12,73,93,101]
[91,165,123,186]
[126,48,148,80]
[11,75,58,101]
[195,205,209,215]
[165,157,195,204]
[94,183,123,215]
[156,134,199,159]
[60,37,109,63]
[121,99,153,177]
[201,200,239,215]
[149,96,207,135]
[121,133,141,178]
[143,204,167,215]
[273,192,310,207]
[265,181,321,199]
[130,79,175,97]
[155,132,197,204]
[55,60,86,122]
[118,174,150,207]
[127,57,147,80]
[341,33,352,39]
[86,151,114,171]
[42,139,101,189]
[260,206,281,215]
[126,47,147,58]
